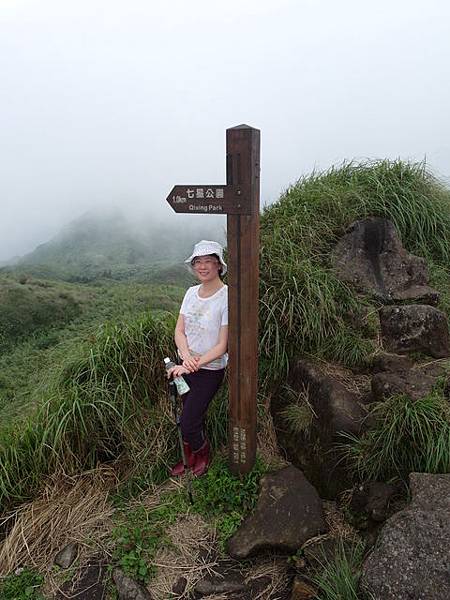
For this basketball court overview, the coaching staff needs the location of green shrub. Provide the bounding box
[342,391,450,481]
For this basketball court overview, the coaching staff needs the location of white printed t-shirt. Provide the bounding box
[180,284,228,370]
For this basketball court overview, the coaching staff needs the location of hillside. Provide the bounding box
[8,209,225,282]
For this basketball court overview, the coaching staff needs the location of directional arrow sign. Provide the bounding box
[167,184,251,215]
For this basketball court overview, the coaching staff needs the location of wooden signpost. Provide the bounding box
[166,124,260,475]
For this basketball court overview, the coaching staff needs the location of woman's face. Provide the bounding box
[191,255,221,283]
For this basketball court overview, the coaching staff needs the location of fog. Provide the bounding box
[1,0,450,261]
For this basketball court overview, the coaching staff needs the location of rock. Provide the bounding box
[272,360,366,498]
[379,304,450,358]
[172,577,187,596]
[290,577,316,599]
[56,558,107,600]
[54,542,78,569]
[371,369,437,401]
[350,482,400,522]
[331,217,439,305]
[112,568,152,600]
[371,352,413,373]
[195,573,247,595]
[360,473,450,600]
[227,466,326,559]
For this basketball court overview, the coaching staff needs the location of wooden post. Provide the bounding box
[166,124,261,476]
[226,125,260,475]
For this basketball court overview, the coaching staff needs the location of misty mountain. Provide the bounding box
[12,208,225,281]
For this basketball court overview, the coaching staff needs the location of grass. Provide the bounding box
[259,159,450,378]
[0,312,178,511]
[278,383,316,436]
[341,389,450,481]
[309,539,369,600]
[0,279,184,421]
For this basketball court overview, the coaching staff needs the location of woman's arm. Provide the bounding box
[174,314,199,371]
[196,325,228,369]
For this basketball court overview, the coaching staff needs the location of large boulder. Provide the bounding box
[379,304,450,358]
[227,466,326,559]
[272,360,366,498]
[331,217,439,305]
[360,473,450,600]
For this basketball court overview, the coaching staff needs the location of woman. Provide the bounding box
[167,240,228,477]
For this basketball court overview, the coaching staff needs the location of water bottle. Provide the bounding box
[164,357,190,395]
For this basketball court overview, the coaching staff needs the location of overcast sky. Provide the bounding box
[1,0,449,261]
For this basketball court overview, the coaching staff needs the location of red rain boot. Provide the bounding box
[170,441,194,476]
[192,439,210,477]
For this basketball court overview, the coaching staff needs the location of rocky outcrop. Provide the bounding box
[272,360,366,498]
[227,466,326,558]
[331,217,439,305]
[360,473,450,600]
[380,304,450,358]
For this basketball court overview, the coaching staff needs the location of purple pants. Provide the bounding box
[180,368,225,451]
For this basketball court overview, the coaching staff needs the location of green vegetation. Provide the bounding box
[342,389,450,481]
[0,568,44,600]
[309,539,369,600]
[0,312,180,510]
[190,454,268,550]
[0,276,183,420]
[278,383,315,436]
[0,276,89,350]
[259,159,450,377]
[1,158,450,597]
[112,499,186,583]
[111,456,266,582]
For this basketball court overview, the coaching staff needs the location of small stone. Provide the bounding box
[291,577,316,600]
[172,576,187,595]
[194,574,247,595]
[112,568,152,600]
[54,543,78,569]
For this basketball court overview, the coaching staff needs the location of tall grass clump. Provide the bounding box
[0,312,191,511]
[309,539,370,600]
[342,390,450,482]
[259,160,450,376]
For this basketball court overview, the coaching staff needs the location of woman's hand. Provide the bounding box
[182,354,200,373]
[167,365,190,379]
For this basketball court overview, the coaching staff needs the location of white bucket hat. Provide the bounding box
[184,240,227,275]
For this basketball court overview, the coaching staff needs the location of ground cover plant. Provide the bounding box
[111,454,267,585]
[0,568,45,600]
